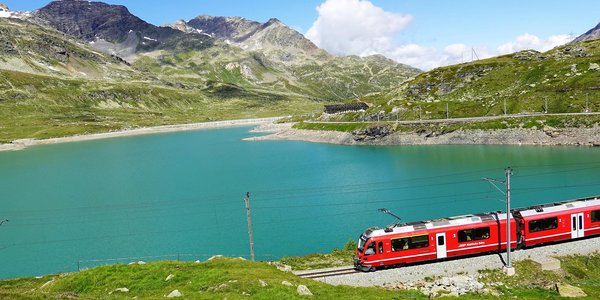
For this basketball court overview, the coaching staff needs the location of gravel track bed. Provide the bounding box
[314,236,600,287]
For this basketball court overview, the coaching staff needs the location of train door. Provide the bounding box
[435,233,447,259]
[571,213,584,238]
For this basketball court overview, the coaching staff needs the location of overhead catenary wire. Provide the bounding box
[4,164,595,225]
[5,161,600,217]
[3,162,600,231]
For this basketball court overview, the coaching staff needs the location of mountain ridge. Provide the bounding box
[31,0,214,61]
[181,15,330,64]
[0,0,420,143]
[572,21,600,43]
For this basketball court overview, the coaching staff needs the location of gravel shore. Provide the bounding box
[0,117,284,152]
[314,236,600,287]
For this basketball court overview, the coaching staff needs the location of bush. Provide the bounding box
[344,239,357,251]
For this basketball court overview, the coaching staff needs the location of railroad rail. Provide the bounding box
[296,267,359,279]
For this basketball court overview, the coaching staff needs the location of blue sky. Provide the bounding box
[4,0,600,69]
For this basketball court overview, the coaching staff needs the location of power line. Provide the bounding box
[6,167,600,225]
[253,167,501,196]
[6,161,600,217]
[254,190,491,210]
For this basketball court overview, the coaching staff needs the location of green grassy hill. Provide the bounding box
[325,39,600,122]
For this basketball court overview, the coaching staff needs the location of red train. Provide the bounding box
[354,195,600,271]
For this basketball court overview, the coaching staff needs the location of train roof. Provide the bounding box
[514,195,600,217]
[362,195,600,240]
[367,211,506,239]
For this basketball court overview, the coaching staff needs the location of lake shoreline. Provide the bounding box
[4,118,599,152]
[245,123,600,147]
[0,117,284,152]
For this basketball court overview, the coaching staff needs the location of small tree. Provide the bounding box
[344,239,357,251]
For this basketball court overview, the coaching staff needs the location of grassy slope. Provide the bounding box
[3,254,600,299]
[0,258,422,299]
[293,114,600,135]
[379,40,600,120]
[307,40,600,125]
[0,69,321,143]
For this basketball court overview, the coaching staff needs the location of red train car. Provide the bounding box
[516,196,600,247]
[354,195,600,271]
[354,212,517,271]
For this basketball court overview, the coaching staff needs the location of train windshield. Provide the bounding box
[357,235,368,252]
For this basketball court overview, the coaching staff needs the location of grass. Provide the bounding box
[293,121,372,132]
[307,39,600,125]
[0,69,323,143]
[474,254,600,299]
[5,252,600,299]
[280,240,357,270]
[0,258,424,299]
[292,114,600,136]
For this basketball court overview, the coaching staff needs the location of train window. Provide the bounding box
[358,237,367,251]
[391,234,429,252]
[378,242,383,254]
[457,227,490,242]
[529,217,558,233]
[365,242,376,255]
[592,210,600,222]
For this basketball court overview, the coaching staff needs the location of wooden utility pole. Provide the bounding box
[446,103,449,119]
[244,192,255,261]
[418,105,422,120]
[504,99,507,115]
[544,97,548,114]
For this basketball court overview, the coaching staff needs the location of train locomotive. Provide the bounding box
[354,195,600,271]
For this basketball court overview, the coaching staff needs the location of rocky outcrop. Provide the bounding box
[166,289,182,298]
[419,275,485,297]
[161,20,201,34]
[353,125,392,141]
[556,283,587,298]
[297,285,313,296]
[185,15,329,63]
[187,16,261,42]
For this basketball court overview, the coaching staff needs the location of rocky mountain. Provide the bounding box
[184,16,329,63]
[0,17,131,79]
[31,0,213,61]
[572,21,600,43]
[155,15,419,99]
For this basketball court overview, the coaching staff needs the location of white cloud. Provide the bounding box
[306,0,412,56]
[497,33,573,54]
[386,44,439,71]
[306,0,573,70]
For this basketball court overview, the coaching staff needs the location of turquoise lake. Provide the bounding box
[0,126,599,279]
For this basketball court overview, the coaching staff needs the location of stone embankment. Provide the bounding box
[246,123,600,146]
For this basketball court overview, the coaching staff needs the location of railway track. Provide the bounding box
[296,267,359,279]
